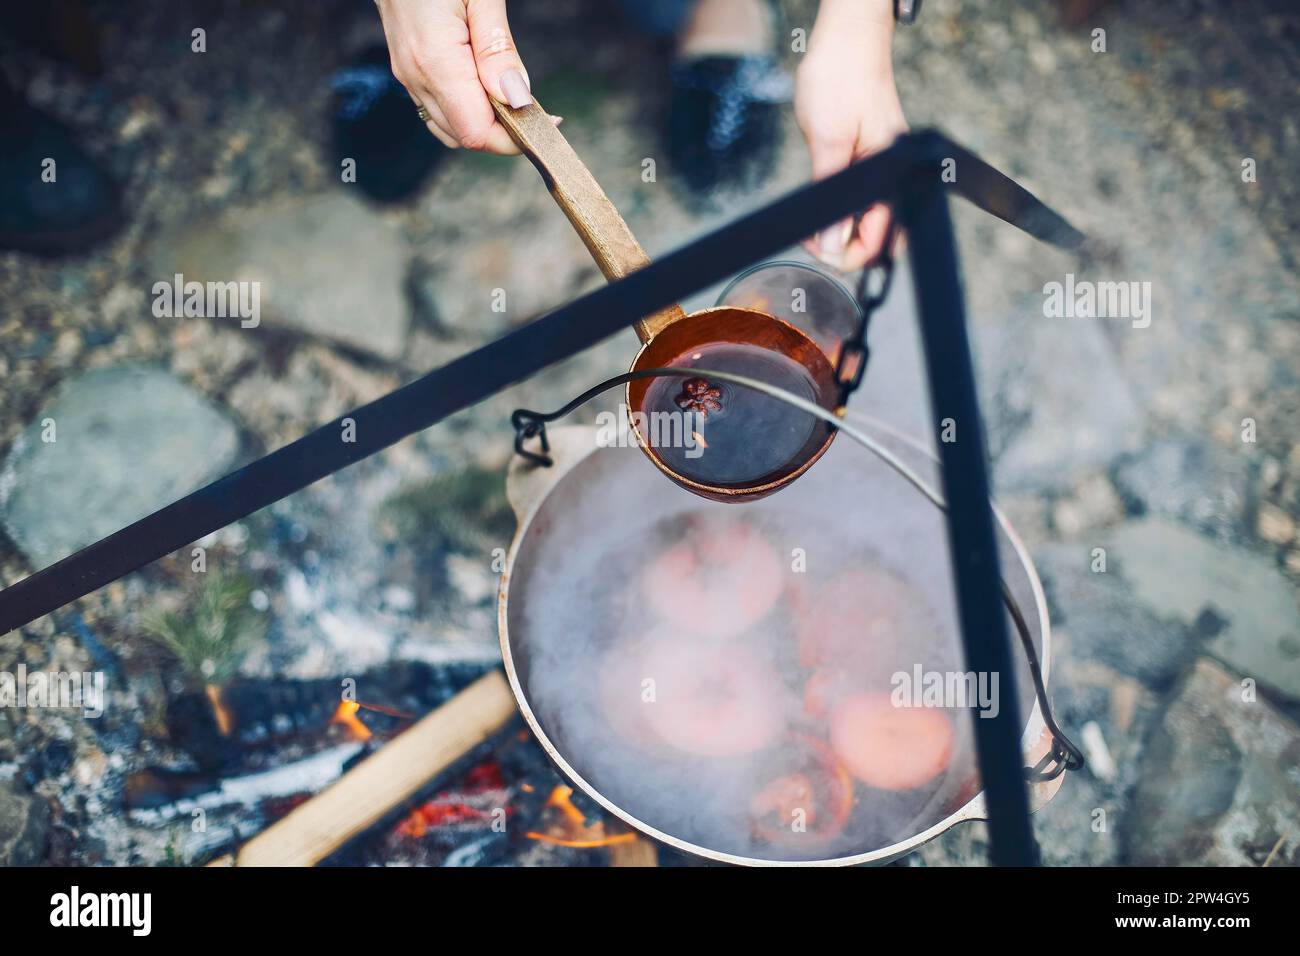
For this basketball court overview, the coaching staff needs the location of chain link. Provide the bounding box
[834,219,899,407]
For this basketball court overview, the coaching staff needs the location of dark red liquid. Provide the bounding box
[641,343,823,487]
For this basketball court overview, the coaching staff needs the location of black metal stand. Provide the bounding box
[903,187,1038,865]
[0,130,1085,867]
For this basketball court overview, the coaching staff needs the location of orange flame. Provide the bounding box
[331,700,372,741]
[525,832,638,848]
[524,785,632,849]
[205,683,233,737]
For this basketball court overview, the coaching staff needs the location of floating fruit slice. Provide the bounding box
[642,516,782,638]
[639,636,781,757]
[829,692,954,790]
[750,734,854,848]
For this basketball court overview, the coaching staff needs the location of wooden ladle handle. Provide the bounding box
[491,97,686,344]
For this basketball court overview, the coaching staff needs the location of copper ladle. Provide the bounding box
[492,97,839,502]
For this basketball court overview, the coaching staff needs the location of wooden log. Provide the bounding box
[233,670,517,867]
[608,831,659,867]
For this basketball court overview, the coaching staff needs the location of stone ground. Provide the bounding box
[0,0,1297,866]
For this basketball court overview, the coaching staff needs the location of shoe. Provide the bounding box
[0,93,123,256]
[666,54,790,199]
[330,47,448,204]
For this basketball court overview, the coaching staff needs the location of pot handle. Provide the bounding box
[505,425,600,521]
[491,97,687,344]
[953,725,1067,825]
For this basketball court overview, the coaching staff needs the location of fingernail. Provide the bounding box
[550,114,563,125]
[820,221,847,256]
[501,68,531,108]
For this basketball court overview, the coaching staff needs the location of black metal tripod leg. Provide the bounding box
[904,186,1039,866]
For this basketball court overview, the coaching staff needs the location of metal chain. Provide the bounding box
[834,219,899,407]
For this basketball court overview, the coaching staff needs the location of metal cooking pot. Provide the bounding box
[498,419,1067,866]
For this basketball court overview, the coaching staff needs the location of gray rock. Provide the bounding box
[0,366,240,570]
[0,781,49,866]
[912,775,1123,867]
[909,819,991,866]
[155,193,410,360]
[1113,437,1252,540]
[1106,518,1300,700]
[408,207,596,344]
[1126,658,1299,866]
[1031,659,1159,864]
[915,658,1158,867]
[1034,542,1196,689]
[983,313,1145,492]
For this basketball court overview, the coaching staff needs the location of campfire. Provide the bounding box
[120,665,667,868]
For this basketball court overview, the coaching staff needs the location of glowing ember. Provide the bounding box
[395,761,509,840]
[398,802,495,838]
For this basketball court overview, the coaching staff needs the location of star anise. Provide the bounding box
[675,377,723,418]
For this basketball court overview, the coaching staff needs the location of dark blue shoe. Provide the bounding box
[0,93,123,256]
[330,48,448,204]
[666,54,790,199]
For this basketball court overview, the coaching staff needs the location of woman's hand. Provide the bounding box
[795,0,907,270]
[376,0,534,153]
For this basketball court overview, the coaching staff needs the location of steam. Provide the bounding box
[511,438,1008,862]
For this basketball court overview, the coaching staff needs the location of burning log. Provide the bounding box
[128,743,367,821]
[608,831,658,867]
[229,670,517,866]
[163,661,488,772]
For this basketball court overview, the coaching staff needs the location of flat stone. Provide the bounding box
[1112,436,1251,540]
[1126,658,1300,865]
[0,366,240,570]
[410,209,596,343]
[155,193,410,360]
[983,314,1144,492]
[1258,501,1296,545]
[1106,518,1300,699]
[1034,542,1196,690]
[0,780,49,866]
[1051,473,1125,537]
